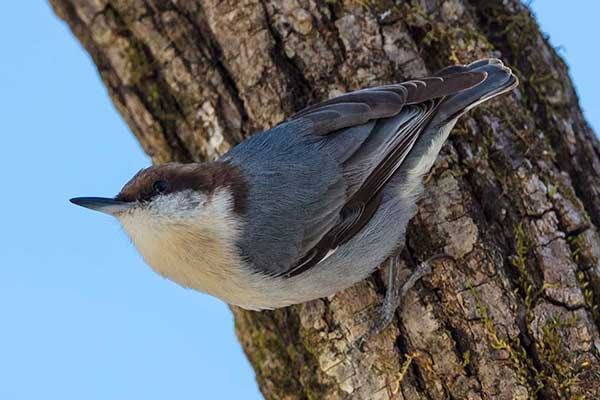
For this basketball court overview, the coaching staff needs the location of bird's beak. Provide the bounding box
[70,197,133,216]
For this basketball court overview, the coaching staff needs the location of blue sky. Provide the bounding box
[0,2,597,400]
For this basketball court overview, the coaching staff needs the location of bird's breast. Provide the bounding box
[117,190,265,306]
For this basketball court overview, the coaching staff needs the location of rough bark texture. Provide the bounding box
[50,0,600,398]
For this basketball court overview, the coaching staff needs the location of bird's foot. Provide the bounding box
[351,253,453,351]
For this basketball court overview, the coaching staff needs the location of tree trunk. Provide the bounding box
[50,0,600,398]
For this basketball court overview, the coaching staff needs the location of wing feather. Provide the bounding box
[225,69,487,277]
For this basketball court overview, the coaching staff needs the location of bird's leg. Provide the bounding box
[352,253,452,350]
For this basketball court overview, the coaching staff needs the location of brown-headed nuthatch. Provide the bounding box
[71,59,517,344]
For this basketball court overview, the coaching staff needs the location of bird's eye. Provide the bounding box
[152,180,170,194]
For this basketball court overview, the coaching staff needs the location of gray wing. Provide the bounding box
[222,71,486,277]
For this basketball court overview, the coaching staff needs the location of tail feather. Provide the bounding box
[431,59,518,125]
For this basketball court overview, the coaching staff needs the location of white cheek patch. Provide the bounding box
[146,190,209,219]
[119,189,237,246]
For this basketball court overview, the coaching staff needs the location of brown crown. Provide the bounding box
[116,162,248,214]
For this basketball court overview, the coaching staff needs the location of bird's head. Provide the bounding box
[70,162,247,237]
[71,162,249,295]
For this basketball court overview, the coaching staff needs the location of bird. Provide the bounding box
[71,59,517,342]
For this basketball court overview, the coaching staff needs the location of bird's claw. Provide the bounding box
[349,253,453,351]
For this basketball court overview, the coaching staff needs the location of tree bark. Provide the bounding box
[50,0,600,398]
